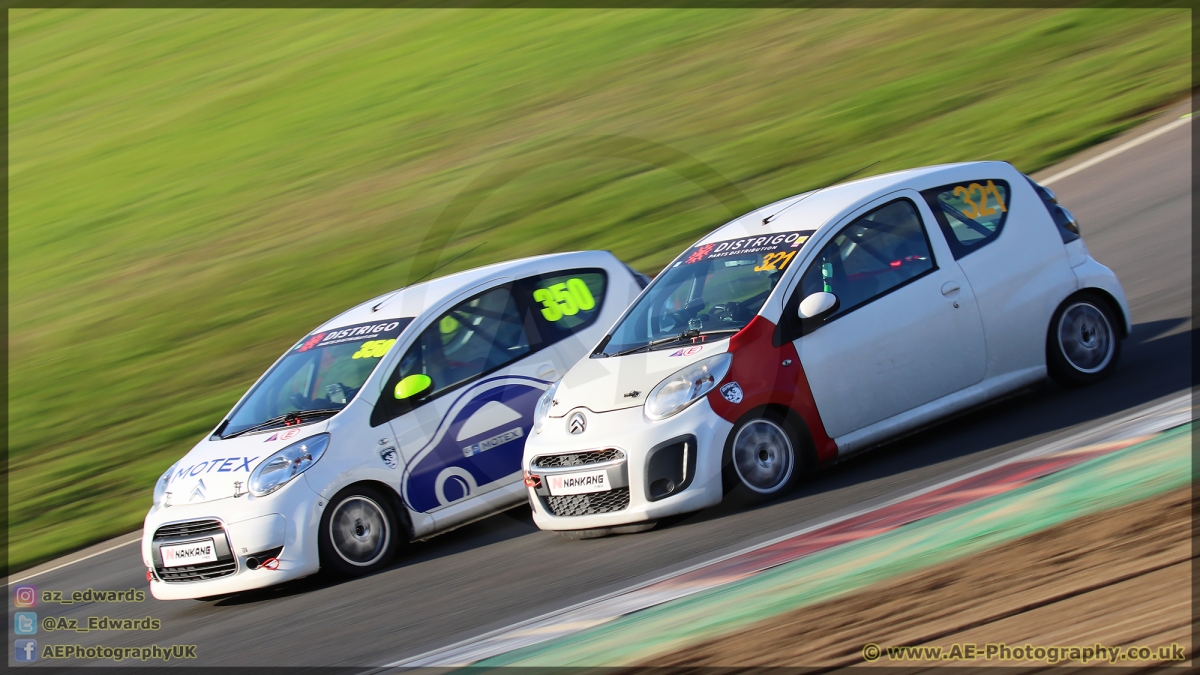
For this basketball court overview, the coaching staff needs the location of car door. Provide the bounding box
[372,270,609,519]
[787,191,987,440]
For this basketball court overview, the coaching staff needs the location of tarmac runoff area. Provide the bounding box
[386,395,1192,669]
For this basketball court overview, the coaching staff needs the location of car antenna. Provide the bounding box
[762,161,879,225]
[371,241,488,312]
[412,241,488,284]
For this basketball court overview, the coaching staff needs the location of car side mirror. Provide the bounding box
[798,292,839,321]
[395,374,433,401]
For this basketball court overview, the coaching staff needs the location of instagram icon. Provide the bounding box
[13,586,36,608]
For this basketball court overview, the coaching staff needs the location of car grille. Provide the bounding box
[534,448,624,468]
[156,560,238,583]
[153,519,225,539]
[545,488,630,516]
[153,519,236,584]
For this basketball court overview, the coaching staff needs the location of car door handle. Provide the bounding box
[940,281,961,297]
[537,364,558,380]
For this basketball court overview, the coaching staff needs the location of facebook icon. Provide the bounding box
[15,639,38,662]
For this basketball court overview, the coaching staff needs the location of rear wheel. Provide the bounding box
[1047,293,1121,386]
[723,410,805,503]
[318,486,399,577]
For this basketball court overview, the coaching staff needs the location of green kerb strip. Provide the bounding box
[477,423,1191,667]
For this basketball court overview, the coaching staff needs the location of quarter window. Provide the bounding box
[921,179,1010,259]
[798,198,935,320]
[517,271,607,335]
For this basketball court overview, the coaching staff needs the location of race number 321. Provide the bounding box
[533,278,596,321]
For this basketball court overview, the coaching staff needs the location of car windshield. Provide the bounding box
[598,230,814,356]
[221,318,413,438]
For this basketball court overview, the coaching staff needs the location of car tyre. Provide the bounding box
[318,485,400,578]
[1047,293,1121,387]
[722,409,806,504]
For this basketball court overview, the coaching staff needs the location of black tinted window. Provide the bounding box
[799,199,935,319]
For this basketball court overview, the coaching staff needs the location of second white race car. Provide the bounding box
[524,161,1129,536]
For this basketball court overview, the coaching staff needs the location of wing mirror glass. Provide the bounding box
[395,374,433,400]
[798,291,839,320]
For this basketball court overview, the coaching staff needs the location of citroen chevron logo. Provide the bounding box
[568,412,587,435]
[190,479,206,502]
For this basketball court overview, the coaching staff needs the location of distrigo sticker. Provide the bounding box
[294,318,413,353]
[681,230,815,265]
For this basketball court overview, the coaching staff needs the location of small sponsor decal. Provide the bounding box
[669,346,704,357]
[720,382,744,404]
[462,427,524,457]
[264,428,302,443]
[380,447,399,469]
[680,230,815,265]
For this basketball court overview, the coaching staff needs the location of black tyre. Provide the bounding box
[722,409,806,504]
[1047,293,1121,387]
[318,485,399,577]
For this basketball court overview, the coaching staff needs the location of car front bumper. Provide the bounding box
[524,398,732,531]
[141,476,324,600]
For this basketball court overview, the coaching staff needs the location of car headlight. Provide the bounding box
[153,463,176,507]
[645,353,733,421]
[249,433,330,497]
[533,379,561,434]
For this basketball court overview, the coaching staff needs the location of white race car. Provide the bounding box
[143,251,648,599]
[524,161,1129,536]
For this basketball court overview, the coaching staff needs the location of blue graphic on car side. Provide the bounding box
[403,376,547,513]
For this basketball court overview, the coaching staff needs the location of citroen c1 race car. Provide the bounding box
[143,251,648,599]
[524,161,1129,537]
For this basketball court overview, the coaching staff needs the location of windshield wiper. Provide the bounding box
[223,408,342,439]
[604,329,740,358]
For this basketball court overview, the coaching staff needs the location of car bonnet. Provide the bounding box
[160,423,330,507]
[550,340,731,416]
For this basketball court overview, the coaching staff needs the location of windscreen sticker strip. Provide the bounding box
[294,318,413,353]
[680,230,816,266]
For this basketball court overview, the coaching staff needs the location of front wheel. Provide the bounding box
[723,411,804,504]
[318,486,399,578]
[1047,293,1121,386]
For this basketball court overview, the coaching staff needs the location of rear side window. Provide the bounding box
[921,179,1010,259]
[515,269,608,338]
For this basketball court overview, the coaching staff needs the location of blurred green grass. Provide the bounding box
[9,8,1189,571]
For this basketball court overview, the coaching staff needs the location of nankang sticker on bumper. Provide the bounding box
[720,381,744,404]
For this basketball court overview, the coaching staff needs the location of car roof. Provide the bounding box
[696,161,1008,244]
[313,250,620,331]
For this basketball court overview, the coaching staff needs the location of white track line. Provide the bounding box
[381,393,1193,669]
[8,536,141,587]
[1041,114,1191,186]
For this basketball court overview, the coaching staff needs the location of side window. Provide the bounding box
[920,179,1010,259]
[798,198,935,320]
[397,286,532,401]
[516,269,607,342]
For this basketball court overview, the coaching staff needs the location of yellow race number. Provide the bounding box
[534,278,597,322]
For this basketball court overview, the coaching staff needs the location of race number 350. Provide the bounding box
[533,278,596,321]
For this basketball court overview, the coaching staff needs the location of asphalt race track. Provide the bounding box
[15,105,1191,668]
